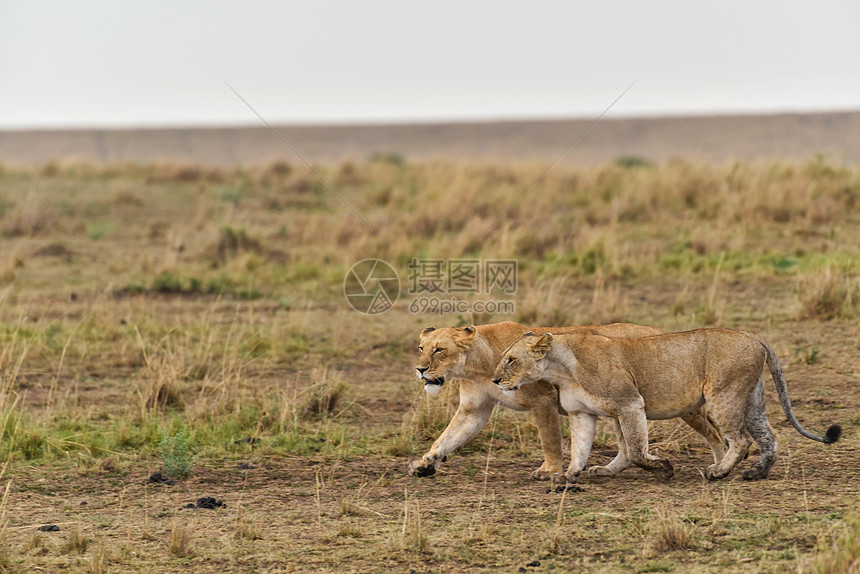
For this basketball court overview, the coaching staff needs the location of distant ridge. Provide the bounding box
[1,111,858,166]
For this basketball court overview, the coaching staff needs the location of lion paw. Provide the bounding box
[531,468,554,481]
[704,464,726,481]
[587,465,619,477]
[408,459,437,478]
[531,462,562,481]
[550,470,579,485]
[742,467,768,481]
[655,459,675,480]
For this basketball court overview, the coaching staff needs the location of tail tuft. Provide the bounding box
[824,424,842,444]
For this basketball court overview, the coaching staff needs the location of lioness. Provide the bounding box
[492,329,841,481]
[411,322,727,480]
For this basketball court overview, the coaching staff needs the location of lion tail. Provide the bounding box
[761,341,841,444]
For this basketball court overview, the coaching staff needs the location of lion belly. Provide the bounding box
[558,387,610,417]
[642,392,706,419]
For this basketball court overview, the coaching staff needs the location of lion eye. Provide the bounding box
[433,348,443,354]
[418,346,423,352]
[506,357,514,365]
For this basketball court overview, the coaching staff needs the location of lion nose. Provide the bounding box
[492,378,501,385]
[416,367,428,374]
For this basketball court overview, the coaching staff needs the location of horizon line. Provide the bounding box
[2,106,859,133]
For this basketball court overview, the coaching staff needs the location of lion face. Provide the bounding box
[492,332,553,392]
[415,326,477,394]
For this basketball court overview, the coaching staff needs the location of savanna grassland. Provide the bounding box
[0,156,859,573]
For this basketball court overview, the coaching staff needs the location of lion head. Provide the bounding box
[492,332,553,392]
[415,325,477,394]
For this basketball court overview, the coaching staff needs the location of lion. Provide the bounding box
[410,322,728,480]
[491,329,841,481]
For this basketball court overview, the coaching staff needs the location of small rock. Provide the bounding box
[148,472,176,485]
[238,463,256,470]
[193,497,225,509]
[519,568,527,573]
[555,485,583,493]
[80,501,87,506]
[37,525,60,532]
[527,560,541,567]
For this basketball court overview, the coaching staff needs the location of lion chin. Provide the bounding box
[423,378,445,395]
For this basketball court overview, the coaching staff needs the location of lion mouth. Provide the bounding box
[424,377,445,387]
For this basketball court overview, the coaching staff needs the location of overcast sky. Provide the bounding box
[1,1,859,128]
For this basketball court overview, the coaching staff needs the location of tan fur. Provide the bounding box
[493,329,840,481]
[410,321,726,480]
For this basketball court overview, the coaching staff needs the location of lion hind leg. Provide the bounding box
[703,395,754,480]
[706,430,752,480]
[702,371,762,480]
[742,377,778,480]
[681,407,727,464]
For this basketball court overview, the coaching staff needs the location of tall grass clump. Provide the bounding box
[797,266,859,320]
[649,506,694,553]
[816,515,860,574]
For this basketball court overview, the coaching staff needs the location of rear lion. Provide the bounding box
[492,329,841,481]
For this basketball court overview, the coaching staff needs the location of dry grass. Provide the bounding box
[649,505,695,554]
[60,525,91,555]
[168,519,193,558]
[0,158,856,572]
[817,514,860,574]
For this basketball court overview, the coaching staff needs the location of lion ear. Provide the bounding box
[528,333,553,358]
[458,325,477,344]
[421,326,436,336]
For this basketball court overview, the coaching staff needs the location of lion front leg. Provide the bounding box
[618,408,674,480]
[587,418,632,478]
[408,401,494,478]
[560,412,598,482]
[530,400,566,481]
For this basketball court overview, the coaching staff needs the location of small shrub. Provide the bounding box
[86,221,116,241]
[367,152,405,166]
[158,425,193,480]
[615,155,655,169]
[151,272,184,294]
[795,346,822,365]
[217,226,263,261]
